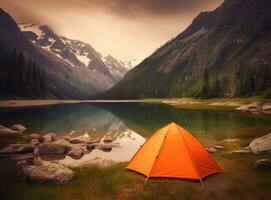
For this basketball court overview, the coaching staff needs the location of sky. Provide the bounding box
[0,0,223,65]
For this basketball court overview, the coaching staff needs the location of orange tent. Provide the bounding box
[126,122,220,182]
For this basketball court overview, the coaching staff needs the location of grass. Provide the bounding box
[143,96,271,104]
[1,152,271,200]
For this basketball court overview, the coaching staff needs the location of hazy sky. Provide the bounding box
[0,0,223,64]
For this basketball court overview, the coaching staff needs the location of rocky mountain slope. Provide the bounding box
[0,9,129,99]
[19,23,129,81]
[105,0,271,99]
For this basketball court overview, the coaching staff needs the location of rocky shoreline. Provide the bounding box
[163,100,271,114]
[0,124,118,184]
[1,123,271,185]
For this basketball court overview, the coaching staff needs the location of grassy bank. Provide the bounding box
[1,152,271,200]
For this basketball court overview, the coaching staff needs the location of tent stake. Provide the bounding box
[200,179,203,186]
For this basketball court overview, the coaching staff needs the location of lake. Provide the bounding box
[1,102,271,165]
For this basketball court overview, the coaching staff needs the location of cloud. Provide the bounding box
[85,0,221,17]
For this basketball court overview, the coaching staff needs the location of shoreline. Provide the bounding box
[0,99,270,114]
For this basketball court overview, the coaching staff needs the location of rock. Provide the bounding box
[68,148,84,159]
[214,145,225,150]
[11,124,27,133]
[69,136,91,144]
[103,137,113,143]
[206,147,218,154]
[39,143,68,155]
[0,144,34,154]
[0,127,20,135]
[254,159,271,170]
[82,157,116,168]
[40,154,66,161]
[10,154,36,165]
[219,139,240,143]
[0,146,18,154]
[54,139,71,147]
[16,145,34,153]
[236,102,264,112]
[95,144,115,152]
[87,143,97,150]
[22,160,74,184]
[249,133,271,154]
[0,125,6,129]
[230,149,251,154]
[42,133,56,142]
[31,139,40,145]
[30,134,42,140]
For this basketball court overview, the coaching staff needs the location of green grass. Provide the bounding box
[1,152,271,200]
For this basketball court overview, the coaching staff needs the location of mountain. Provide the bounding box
[104,0,271,99]
[19,23,129,81]
[0,9,129,99]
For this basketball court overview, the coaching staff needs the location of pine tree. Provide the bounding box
[201,66,210,98]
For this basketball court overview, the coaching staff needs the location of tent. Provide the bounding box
[126,122,220,183]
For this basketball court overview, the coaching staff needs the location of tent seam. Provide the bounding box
[147,126,170,177]
[177,125,202,179]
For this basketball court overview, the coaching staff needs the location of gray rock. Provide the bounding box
[68,148,84,159]
[249,133,271,154]
[11,124,27,133]
[219,139,240,143]
[69,136,90,144]
[0,144,34,154]
[16,145,34,153]
[39,143,68,154]
[230,149,251,154]
[0,127,20,135]
[206,147,218,154]
[214,145,225,150]
[81,157,116,168]
[22,159,74,184]
[42,133,56,142]
[254,159,271,170]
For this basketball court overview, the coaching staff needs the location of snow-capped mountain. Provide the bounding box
[19,23,130,81]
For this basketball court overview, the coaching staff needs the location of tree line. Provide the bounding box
[0,50,47,98]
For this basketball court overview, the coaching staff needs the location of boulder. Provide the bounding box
[206,147,218,154]
[0,127,20,135]
[39,143,68,155]
[69,136,91,144]
[82,157,116,168]
[11,124,27,133]
[68,148,84,159]
[22,160,74,184]
[254,159,271,171]
[42,133,56,142]
[249,133,271,154]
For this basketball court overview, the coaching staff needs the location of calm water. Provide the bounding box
[1,102,271,164]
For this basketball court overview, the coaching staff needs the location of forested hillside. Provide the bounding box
[0,50,46,98]
[104,0,271,99]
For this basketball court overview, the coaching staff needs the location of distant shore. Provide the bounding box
[0,98,270,114]
[0,99,159,108]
